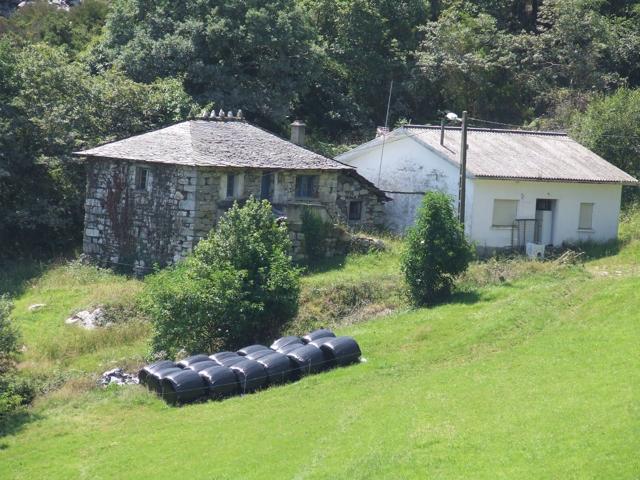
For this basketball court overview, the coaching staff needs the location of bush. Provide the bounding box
[141,198,300,356]
[0,295,26,420]
[300,207,331,261]
[401,192,473,306]
[0,295,18,376]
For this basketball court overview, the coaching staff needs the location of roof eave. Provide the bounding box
[474,175,639,186]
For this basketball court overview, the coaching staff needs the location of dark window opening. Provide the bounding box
[348,201,363,221]
[536,199,553,211]
[226,174,235,198]
[295,175,319,198]
[135,167,149,190]
[261,172,272,200]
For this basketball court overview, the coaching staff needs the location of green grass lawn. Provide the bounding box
[1,228,639,478]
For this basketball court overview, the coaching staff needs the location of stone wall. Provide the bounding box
[83,160,387,273]
[83,159,206,274]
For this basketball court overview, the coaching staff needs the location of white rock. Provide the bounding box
[28,303,46,312]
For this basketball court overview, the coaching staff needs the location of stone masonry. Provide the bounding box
[83,161,386,274]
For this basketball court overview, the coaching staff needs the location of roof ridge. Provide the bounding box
[405,124,568,137]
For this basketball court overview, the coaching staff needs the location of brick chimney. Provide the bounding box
[290,120,306,146]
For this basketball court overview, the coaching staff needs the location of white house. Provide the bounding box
[337,126,638,251]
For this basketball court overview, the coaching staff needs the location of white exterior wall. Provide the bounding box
[342,136,473,233]
[470,179,622,249]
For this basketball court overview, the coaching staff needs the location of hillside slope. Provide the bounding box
[1,230,639,478]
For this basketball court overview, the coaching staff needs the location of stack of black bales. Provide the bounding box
[139,329,362,405]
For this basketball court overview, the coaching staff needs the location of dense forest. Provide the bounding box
[1,0,639,256]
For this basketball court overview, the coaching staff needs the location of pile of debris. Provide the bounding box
[65,307,112,330]
[99,368,139,387]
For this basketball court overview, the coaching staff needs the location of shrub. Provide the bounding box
[300,207,331,261]
[401,192,473,306]
[0,295,18,376]
[141,198,300,356]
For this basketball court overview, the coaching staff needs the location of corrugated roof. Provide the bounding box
[404,126,638,185]
[74,120,352,171]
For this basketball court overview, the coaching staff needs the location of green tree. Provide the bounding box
[142,198,300,355]
[571,88,640,203]
[0,41,195,256]
[416,4,531,122]
[401,191,473,306]
[93,0,320,128]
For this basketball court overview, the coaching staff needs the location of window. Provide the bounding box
[226,173,236,198]
[261,173,272,200]
[492,199,518,227]
[348,201,362,221]
[578,203,594,230]
[135,167,149,190]
[295,175,319,198]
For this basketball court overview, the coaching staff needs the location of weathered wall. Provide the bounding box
[83,159,203,274]
[84,161,386,273]
[338,133,472,233]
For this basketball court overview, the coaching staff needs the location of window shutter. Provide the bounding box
[492,200,518,226]
[579,203,594,230]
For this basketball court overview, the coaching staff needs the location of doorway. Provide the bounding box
[534,199,555,245]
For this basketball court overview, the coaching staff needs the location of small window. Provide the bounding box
[348,201,362,221]
[226,173,235,198]
[135,167,149,190]
[579,203,594,230]
[295,175,319,198]
[492,199,518,227]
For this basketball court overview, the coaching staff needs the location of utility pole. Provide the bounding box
[458,111,468,225]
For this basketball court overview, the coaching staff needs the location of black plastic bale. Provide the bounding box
[308,337,340,368]
[230,359,268,393]
[161,369,207,405]
[209,351,240,365]
[256,352,294,385]
[237,344,270,356]
[186,360,218,372]
[270,335,302,350]
[176,354,211,368]
[318,336,362,366]
[138,360,177,385]
[199,365,240,399]
[217,355,248,367]
[276,343,305,355]
[245,349,277,361]
[147,367,183,394]
[286,345,326,376]
[302,329,336,344]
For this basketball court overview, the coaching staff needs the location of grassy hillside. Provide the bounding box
[1,214,639,479]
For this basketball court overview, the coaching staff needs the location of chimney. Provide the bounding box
[290,120,306,146]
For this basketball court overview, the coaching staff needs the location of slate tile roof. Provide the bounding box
[74,120,353,171]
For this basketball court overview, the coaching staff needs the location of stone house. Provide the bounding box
[74,112,389,273]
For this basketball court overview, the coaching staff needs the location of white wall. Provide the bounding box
[470,179,622,249]
[341,135,473,233]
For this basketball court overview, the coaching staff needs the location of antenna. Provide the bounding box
[384,80,394,129]
[377,80,394,186]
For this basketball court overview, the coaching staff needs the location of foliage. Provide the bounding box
[571,88,640,203]
[300,207,331,262]
[0,295,24,419]
[0,0,109,55]
[93,0,320,128]
[401,191,473,305]
[142,198,300,355]
[0,40,195,256]
[0,296,18,376]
